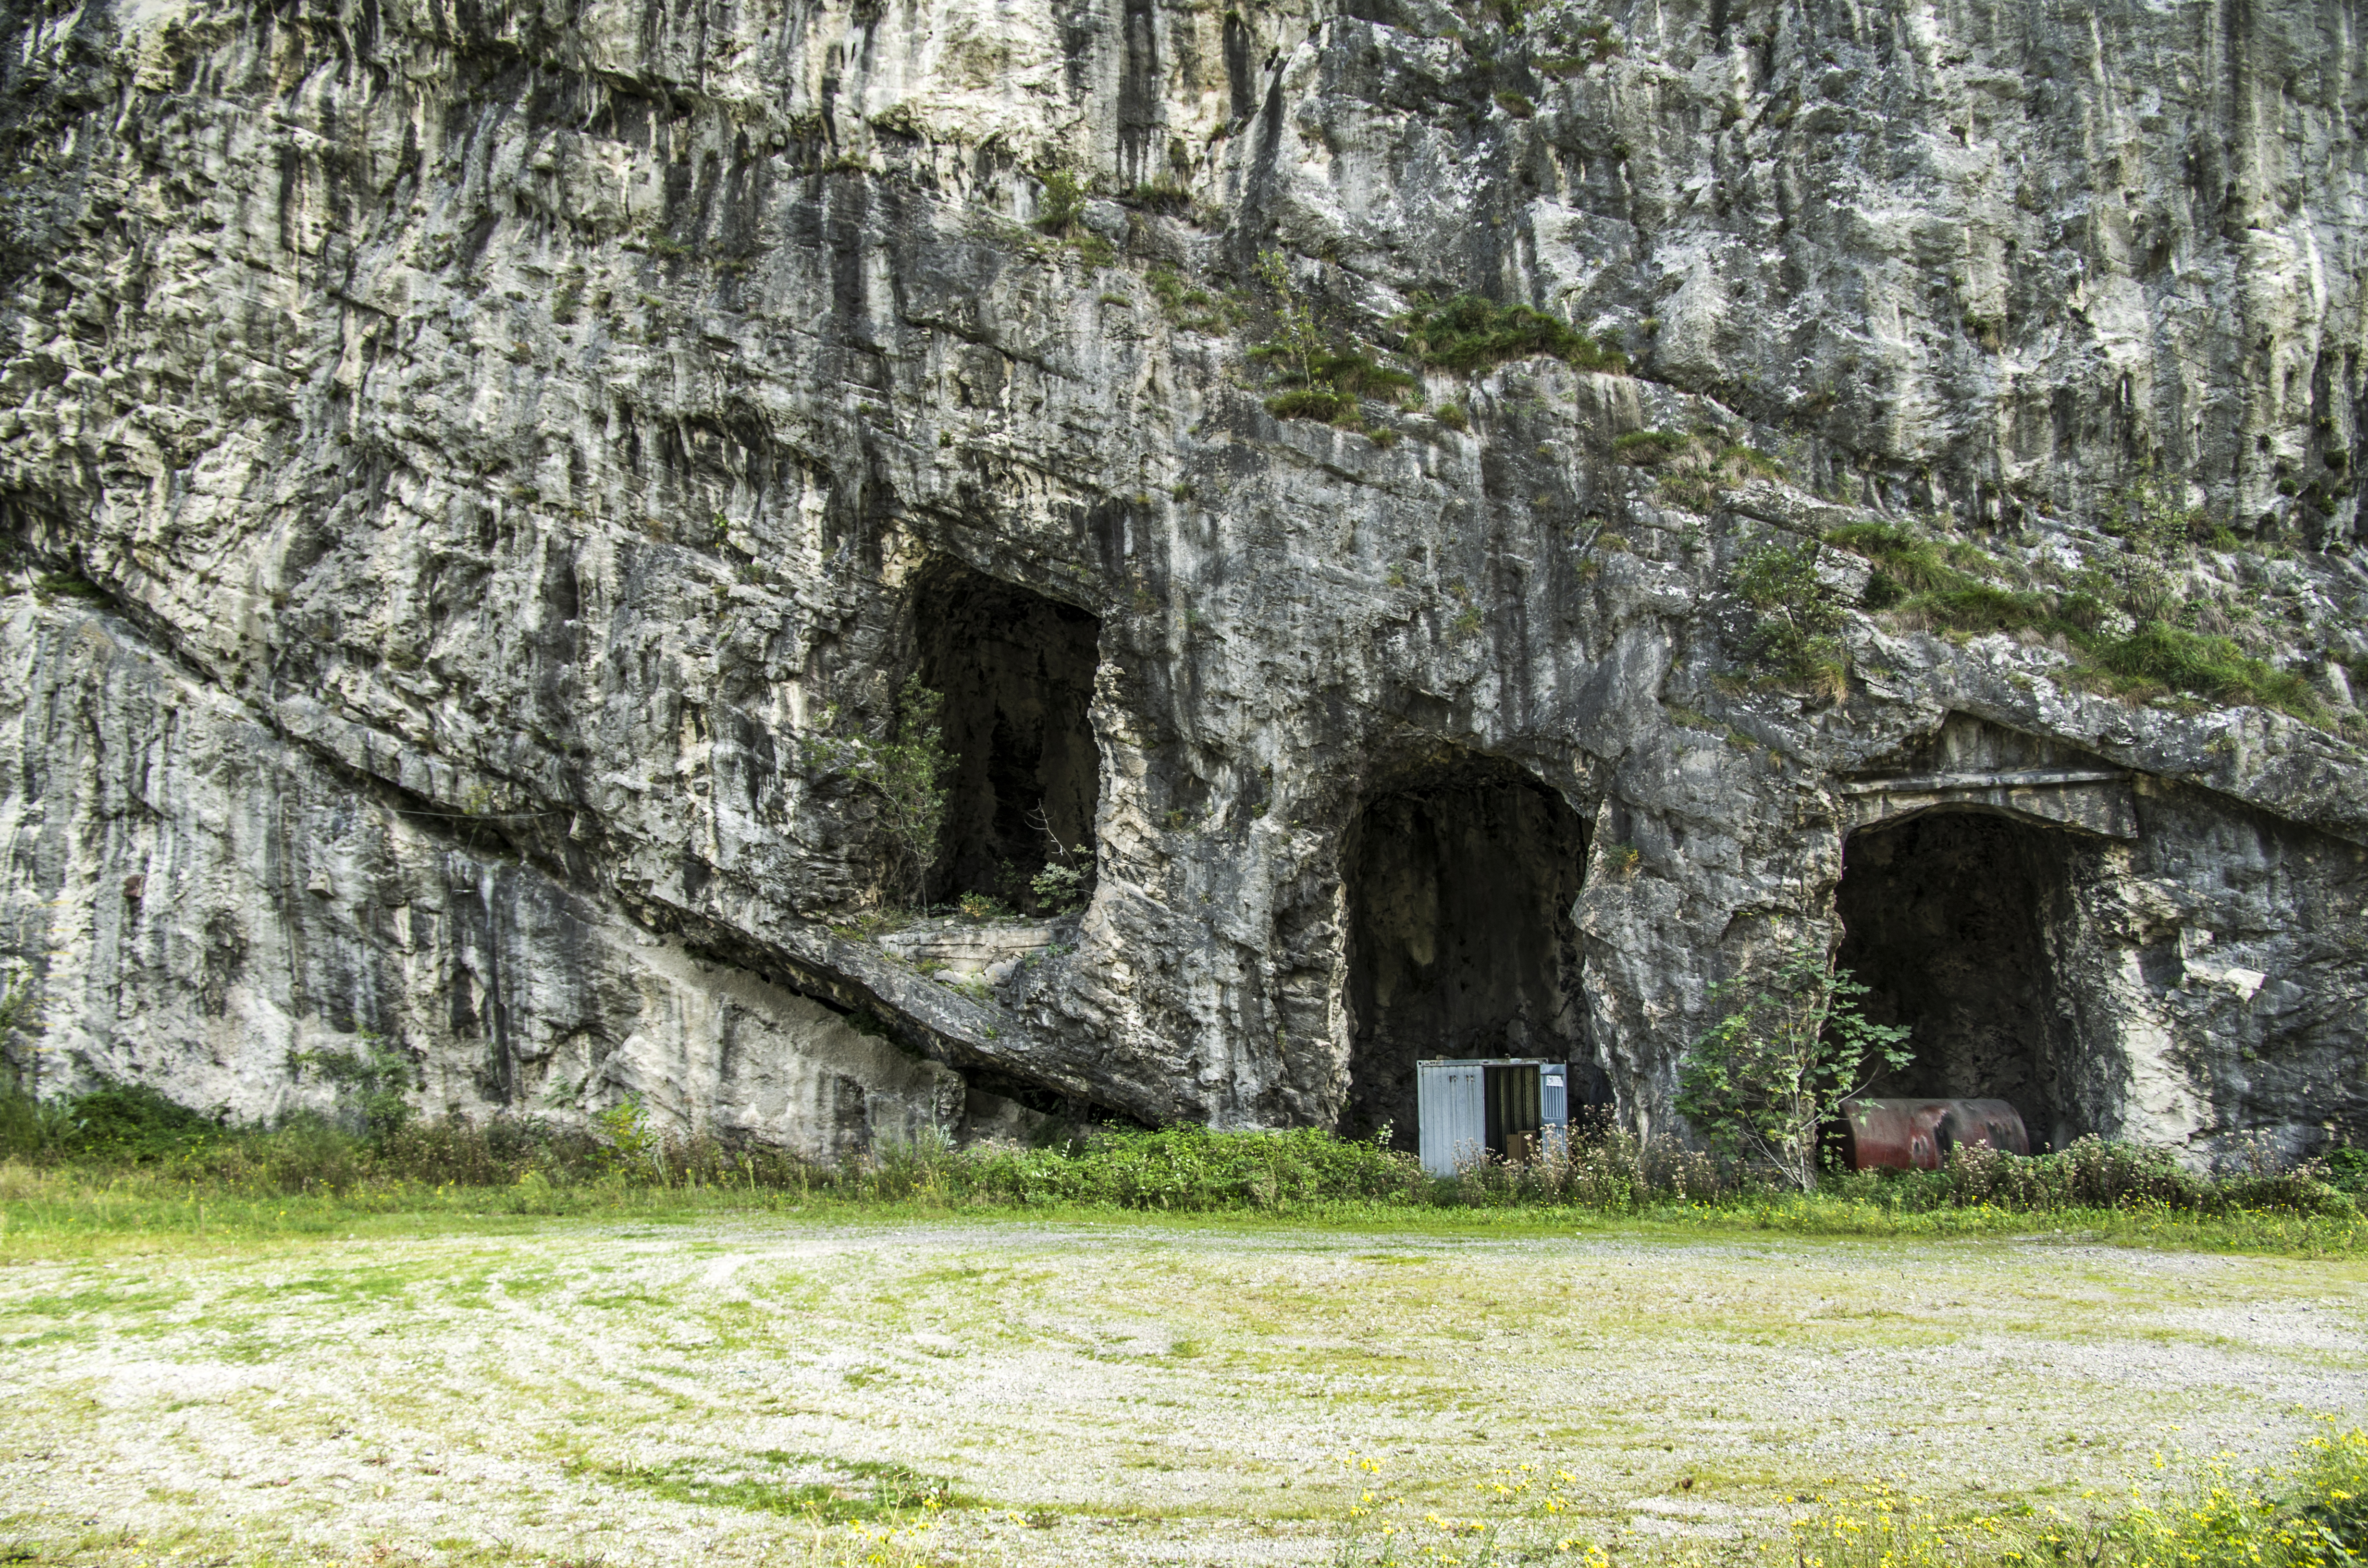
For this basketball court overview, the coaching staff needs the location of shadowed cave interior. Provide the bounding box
[1835,810,2079,1150]
[914,564,1103,911]
[1342,759,1594,1150]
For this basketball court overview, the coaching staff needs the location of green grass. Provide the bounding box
[1823,522,2329,722]
[1258,345,1419,426]
[4,1087,2361,1259]
[5,1162,2362,1262]
[1399,294,1629,375]
[569,1449,980,1521]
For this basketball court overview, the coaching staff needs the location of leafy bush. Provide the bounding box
[852,1125,1425,1209]
[1,1082,220,1159]
[1033,168,1085,235]
[1399,294,1628,375]
[1832,1136,2357,1219]
[1676,945,1910,1192]
[4,1079,2358,1230]
[1029,858,1087,912]
[799,676,954,907]
[1733,541,1849,691]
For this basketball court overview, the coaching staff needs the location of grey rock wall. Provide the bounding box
[0,0,2363,1160]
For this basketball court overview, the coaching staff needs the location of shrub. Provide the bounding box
[799,676,954,907]
[1029,859,1087,912]
[1733,541,1849,691]
[1033,168,1085,235]
[1675,944,1910,1193]
[1122,180,1193,215]
[1399,294,1628,375]
[1264,388,1363,425]
[1252,251,1413,426]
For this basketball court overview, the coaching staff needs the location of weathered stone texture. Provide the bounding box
[0,0,2363,1157]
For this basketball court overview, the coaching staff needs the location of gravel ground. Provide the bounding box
[1,1216,2363,1566]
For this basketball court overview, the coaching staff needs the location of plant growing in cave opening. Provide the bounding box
[1025,803,1093,914]
[801,676,954,910]
[1675,943,1912,1193]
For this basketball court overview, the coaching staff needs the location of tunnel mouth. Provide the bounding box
[913,563,1103,915]
[1341,755,1592,1151]
[1835,808,2077,1150]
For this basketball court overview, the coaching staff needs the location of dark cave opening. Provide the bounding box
[1835,810,2075,1149]
[914,564,1103,911]
[1342,760,1593,1150]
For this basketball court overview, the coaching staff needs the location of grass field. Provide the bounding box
[2,1193,2363,1567]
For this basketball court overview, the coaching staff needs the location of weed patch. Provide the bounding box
[572,1450,980,1521]
[1400,294,1628,375]
[1825,519,2329,721]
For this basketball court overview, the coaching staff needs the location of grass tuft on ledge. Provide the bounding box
[1825,521,2331,723]
[1399,294,1629,375]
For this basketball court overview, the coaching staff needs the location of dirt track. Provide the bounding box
[3,1217,2363,1565]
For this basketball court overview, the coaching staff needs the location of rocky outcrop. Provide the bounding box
[1,0,2363,1159]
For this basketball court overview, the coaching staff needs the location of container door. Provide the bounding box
[1417,1063,1486,1177]
[1541,1063,1568,1131]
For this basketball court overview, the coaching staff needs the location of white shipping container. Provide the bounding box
[1416,1058,1571,1177]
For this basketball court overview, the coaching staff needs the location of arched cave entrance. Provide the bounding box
[1341,759,1593,1149]
[913,564,1103,912]
[1835,810,2078,1149]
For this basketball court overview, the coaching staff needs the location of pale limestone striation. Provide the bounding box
[0,0,2364,1158]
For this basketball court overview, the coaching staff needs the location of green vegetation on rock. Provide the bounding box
[1825,513,2329,722]
[1399,293,1629,375]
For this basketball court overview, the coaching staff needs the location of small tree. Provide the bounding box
[1256,248,1326,391]
[1024,802,1093,914]
[1734,540,1847,693]
[1675,943,1912,1192]
[802,676,953,909]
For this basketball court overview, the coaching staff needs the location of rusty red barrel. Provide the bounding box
[1835,1098,2030,1172]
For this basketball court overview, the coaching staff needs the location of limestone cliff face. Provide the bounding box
[1,0,2363,1157]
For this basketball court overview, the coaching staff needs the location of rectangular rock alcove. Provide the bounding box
[1836,809,2085,1149]
[1341,757,1592,1151]
[913,562,1104,914]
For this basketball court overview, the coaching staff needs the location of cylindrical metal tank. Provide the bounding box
[1835,1098,2031,1172]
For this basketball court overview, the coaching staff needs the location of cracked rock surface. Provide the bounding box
[0,0,2363,1156]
